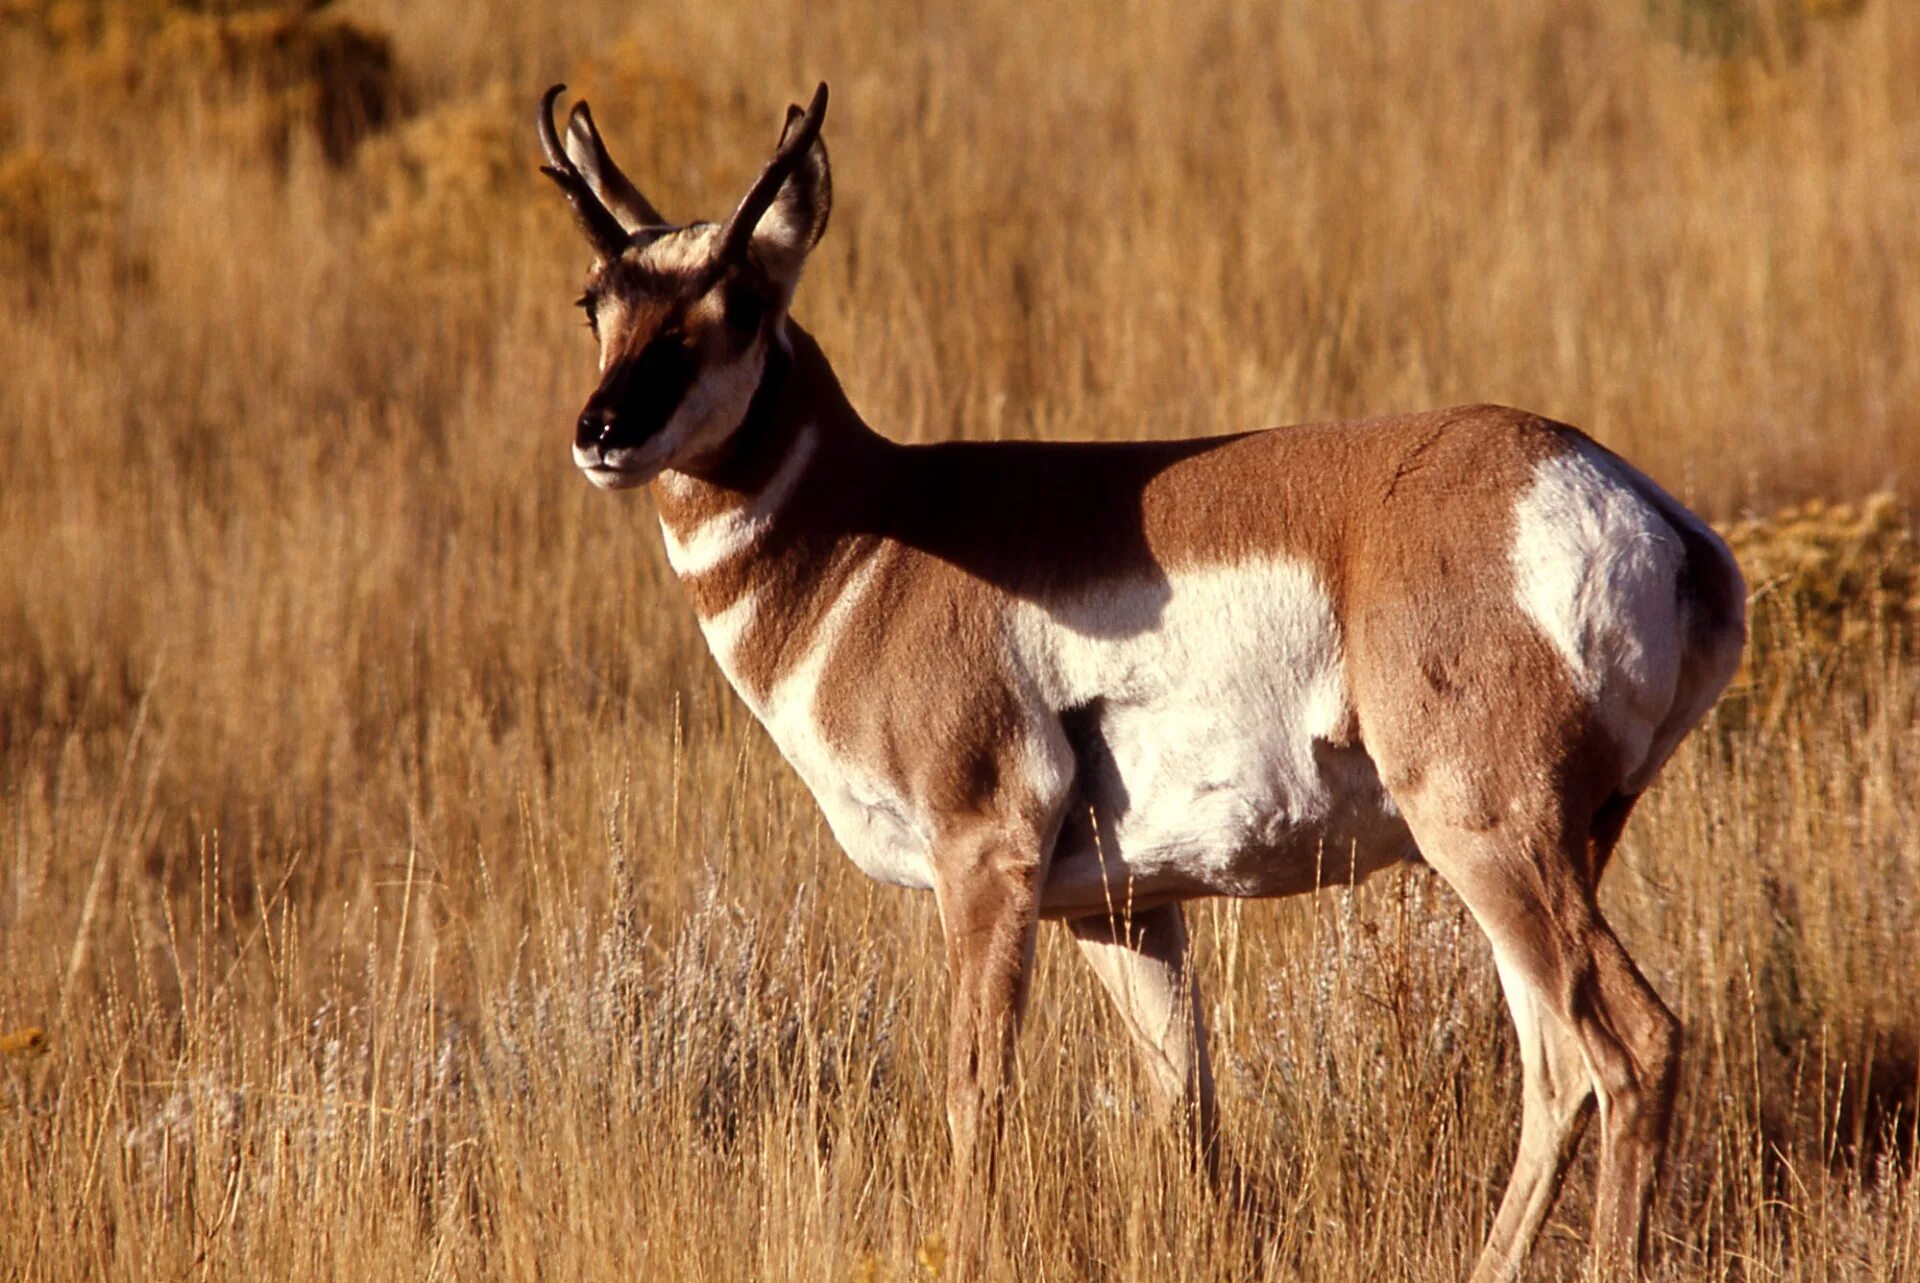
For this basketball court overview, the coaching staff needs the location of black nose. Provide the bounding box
[575,404,615,452]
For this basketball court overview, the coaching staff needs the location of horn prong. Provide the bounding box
[566,99,668,230]
[536,84,629,258]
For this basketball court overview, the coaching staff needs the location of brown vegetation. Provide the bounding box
[0,0,1915,1278]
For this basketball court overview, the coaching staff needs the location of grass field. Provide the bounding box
[2,0,1917,1278]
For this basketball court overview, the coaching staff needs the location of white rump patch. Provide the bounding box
[661,424,817,579]
[1511,442,1687,773]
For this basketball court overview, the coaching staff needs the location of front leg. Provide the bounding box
[932,823,1047,1279]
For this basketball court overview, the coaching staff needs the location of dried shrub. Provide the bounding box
[358,84,530,290]
[45,4,404,164]
[603,891,903,1149]
[357,51,743,298]
[1645,0,1867,62]
[149,10,402,163]
[1722,494,1918,660]
[0,145,106,294]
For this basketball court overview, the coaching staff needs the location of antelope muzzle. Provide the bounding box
[571,332,701,487]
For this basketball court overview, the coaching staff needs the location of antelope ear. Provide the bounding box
[748,105,831,289]
[564,100,667,231]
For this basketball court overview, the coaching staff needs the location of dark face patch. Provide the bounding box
[575,317,702,456]
[569,228,781,470]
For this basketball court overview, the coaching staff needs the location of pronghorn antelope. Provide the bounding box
[536,82,1747,1281]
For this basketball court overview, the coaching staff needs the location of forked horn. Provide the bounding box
[708,82,829,276]
[537,84,630,258]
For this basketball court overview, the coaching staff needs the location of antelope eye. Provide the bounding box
[575,293,599,333]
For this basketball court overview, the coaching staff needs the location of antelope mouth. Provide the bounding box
[580,461,653,490]
[575,440,663,489]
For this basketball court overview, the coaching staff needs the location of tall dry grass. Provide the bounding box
[1,0,1916,1278]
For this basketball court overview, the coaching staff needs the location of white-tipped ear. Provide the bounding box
[749,108,830,289]
[564,101,667,232]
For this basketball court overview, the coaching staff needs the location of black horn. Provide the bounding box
[537,84,631,258]
[708,83,829,275]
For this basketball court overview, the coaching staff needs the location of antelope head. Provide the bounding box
[537,83,832,489]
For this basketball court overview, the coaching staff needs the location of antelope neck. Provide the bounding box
[649,324,891,602]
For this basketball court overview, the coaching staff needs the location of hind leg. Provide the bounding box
[1471,947,1596,1283]
[1408,799,1679,1281]
[1471,789,1645,1279]
[1069,903,1218,1173]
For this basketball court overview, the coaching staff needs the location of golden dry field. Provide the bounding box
[2,0,1917,1278]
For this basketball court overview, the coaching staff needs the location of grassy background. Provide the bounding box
[1,0,1916,1278]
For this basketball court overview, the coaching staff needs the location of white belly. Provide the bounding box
[698,553,1406,902]
[1015,559,1413,906]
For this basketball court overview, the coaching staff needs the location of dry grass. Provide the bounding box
[2,0,1917,1278]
